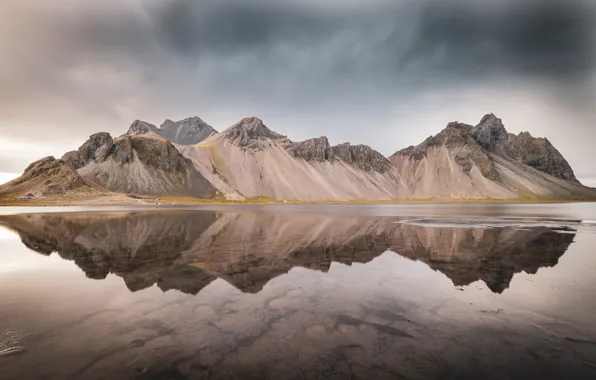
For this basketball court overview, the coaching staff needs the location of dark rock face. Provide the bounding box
[61,151,86,170]
[77,132,114,163]
[130,137,189,173]
[332,143,392,173]
[471,114,577,181]
[509,132,577,182]
[111,136,134,165]
[224,117,288,149]
[470,114,511,153]
[72,132,190,174]
[332,142,353,162]
[287,137,334,162]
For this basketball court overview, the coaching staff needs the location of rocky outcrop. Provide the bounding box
[389,114,595,199]
[470,113,511,154]
[159,117,217,145]
[224,117,289,149]
[508,132,577,182]
[130,137,189,173]
[127,118,217,146]
[469,114,577,182]
[127,120,159,136]
[66,133,189,174]
[287,137,334,162]
[111,137,134,165]
[332,143,393,173]
[77,132,114,163]
[0,156,91,198]
[286,137,391,172]
[61,151,86,170]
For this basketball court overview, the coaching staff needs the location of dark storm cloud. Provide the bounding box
[403,0,595,80]
[148,1,343,55]
[2,0,594,112]
[143,0,595,84]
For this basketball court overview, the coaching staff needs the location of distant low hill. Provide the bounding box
[1,113,595,202]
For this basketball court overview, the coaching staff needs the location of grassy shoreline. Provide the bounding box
[1,194,595,207]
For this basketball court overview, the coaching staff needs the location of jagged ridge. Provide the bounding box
[3,112,595,202]
[390,113,592,199]
[127,117,217,146]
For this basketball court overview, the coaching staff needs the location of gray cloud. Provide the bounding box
[0,0,595,180]
[145,0,595,84]
[403,0,594,79]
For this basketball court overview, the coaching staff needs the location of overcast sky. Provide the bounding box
[1,0,595,185]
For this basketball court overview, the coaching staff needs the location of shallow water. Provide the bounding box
[0,203,595,379]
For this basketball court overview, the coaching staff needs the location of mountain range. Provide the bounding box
[1,113,595,202]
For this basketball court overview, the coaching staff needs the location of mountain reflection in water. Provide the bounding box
[0,211,575,294]
[1,208,595,380]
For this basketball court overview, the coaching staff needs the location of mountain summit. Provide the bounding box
[127,117,217,145]
[390,114,589,199]
[1,113,594,203]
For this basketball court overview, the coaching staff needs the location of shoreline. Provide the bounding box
[1,196,596,208]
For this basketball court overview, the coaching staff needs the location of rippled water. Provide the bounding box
[0,203,595,379]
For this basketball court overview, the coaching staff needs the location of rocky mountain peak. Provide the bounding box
[471,113,510,152]
[158,116,217,145]
[77,132,114,163]
[160,116,207,130]
[127,118,216,145]
[392,122,475,160]
[427,122,475,148]
[391,120,500,181]
[232,117,268,131]
[225,117,288,149]
[508,130,578,182]
[127,120,158,136]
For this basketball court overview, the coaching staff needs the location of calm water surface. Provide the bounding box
[0,203,595,380]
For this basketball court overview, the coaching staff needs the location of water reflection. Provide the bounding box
[1,209,596,380]
[0,211,576,294]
